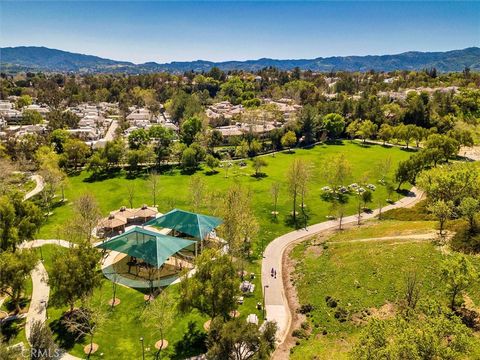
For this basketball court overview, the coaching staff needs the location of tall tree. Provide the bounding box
[270,182,281,218]
[148,170,160,207]
[49,243,101,312]
[62,138,90,171]
[71,193,101,243]
[178,249,239,320]
[0,250,37,312]
[322,113,345,140]
[287,159,308,224]
[428,200,453,236]
[323,154,352,193]
[207,318,278,360]
[281,131,297,152]
[221,184,258,269]
[141,291,176,359]
[189,175,206,213]
[62,299,106,358]
[181,116,204,146]
[459,197,479,233]
[441,254,477,310]
[252,157,267,177]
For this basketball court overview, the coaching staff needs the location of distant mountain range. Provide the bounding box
[1,46,479,74]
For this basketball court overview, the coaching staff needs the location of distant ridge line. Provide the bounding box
[1,46,479,73]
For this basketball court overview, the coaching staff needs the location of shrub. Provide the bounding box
[325,296,338,308]
[381,200,432,221]
[450,222,480,254]
[334,307,349,322]
[299,303,315,314]
[292,328,309,339]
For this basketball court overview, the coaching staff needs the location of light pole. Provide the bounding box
[140,337,145,360]
[263,285,269,320]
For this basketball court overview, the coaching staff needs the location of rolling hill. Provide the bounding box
[1,46,479,74]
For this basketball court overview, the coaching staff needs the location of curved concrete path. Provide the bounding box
[261,187,424,347]
[24,174,44,200]
[19,239,81,360]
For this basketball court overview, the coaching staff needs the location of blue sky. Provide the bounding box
[1,1,479,63]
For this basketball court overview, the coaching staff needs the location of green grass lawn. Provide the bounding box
[37,142,412,255]
[289,220,480,359]
[37,244,264,359]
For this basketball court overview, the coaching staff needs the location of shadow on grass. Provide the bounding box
[204,170,219,176]
[269,215,280,224]
[84,165,180,182]
[284,207,312,230]
[397,188,415,197]
[0,317,24,342]
[2,297,29,314]
[171,321,207,360]
[50,311,84,350]
[353,142,371,148]
[324,139,345,146]
[400,147,418,153]
[251,172,268,179]
[180,168,198,175]
[84,168,123,183]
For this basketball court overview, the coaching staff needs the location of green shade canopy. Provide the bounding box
[96,226,196,268]
[145,208,223,240]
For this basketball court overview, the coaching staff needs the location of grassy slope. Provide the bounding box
[290,220,480,359]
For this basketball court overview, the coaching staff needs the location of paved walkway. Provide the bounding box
[19,239,82,360]
[24,174,44,200]
[261,187,424,346]
[92,120,118,149]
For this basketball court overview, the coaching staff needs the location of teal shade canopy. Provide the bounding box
[96,226,196,268]
[145,208,223,240]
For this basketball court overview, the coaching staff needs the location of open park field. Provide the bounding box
[38,142,412,253]
[288,219,480,360]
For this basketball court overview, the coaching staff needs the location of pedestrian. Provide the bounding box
[271,267,274,277]
[274,270,277,279]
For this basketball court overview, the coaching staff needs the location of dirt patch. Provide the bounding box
[305,244,324,257]
[273,223,364,359]
[272,242,307,360]
[461,146,480,161]
[351,302,397,326]
[155,339,169,350]
[83,343,99,355]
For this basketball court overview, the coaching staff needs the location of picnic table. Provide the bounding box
[240,281,255,293]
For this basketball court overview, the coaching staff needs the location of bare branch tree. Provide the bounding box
[270,182,281,217]
[287,159,308,224]
[189,175,206,213]
[72,193,101,242]
[126,183,136,209]
[148,170,160,207]
[404,272,421,313]
[141,291,176,360]
[62,299,106,359]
